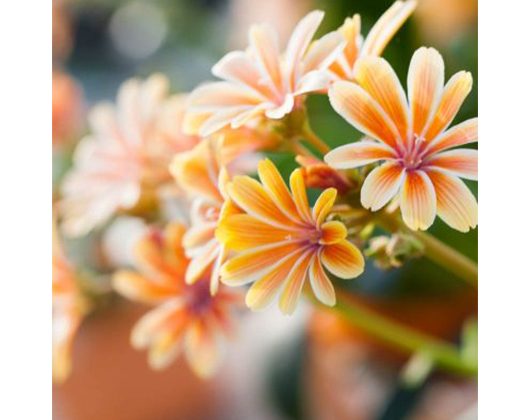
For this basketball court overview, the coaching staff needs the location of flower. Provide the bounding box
[52,70,84,147]
[329,0,416,81]
[60,75,199,236]
[52,222,89,382]
[325,47,478,232]
[217,159,364,314]
[295,155,353,194]
[184,10,345,137]
[113,223,243,377]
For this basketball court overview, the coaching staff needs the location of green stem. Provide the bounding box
[377,211,478,288]
[301,122,331,155]
[330,292,477,377]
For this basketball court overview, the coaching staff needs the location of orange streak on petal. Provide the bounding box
[325,139,396,170]
[400,170,437,230]
[309,256,336,306]
[360,162,405,211]
[279,251,314,315]
[321,239,364,279]
[319,220,347,245]
[312,188,337,226]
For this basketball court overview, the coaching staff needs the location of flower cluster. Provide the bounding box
[54,0,477,381]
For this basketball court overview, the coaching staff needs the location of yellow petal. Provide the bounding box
[400,170,437,230]
[319,221,347,245]
[289,169,313,223]
[321,240,364,279]
[184,321,222,378]
[113,271,176,303]
[309,256,336,306]
[312,188,337,225]
[279,251,313,315]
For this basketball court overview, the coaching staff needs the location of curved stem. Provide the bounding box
[329,292,477,377]
[376,211,478,288]
[301,122,330,155]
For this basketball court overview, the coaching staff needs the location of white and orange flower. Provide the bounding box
[52,223,89,382]
[113,223,243,377]
[217,159,364,314]
[329,0,416,81]
[60,75,199,236]
[184,10,345,137]
[325,47,478,232]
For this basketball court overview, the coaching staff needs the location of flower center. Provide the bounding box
[186,280,213,316]
[399,134,426,170]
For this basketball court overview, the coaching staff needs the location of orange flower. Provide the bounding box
[52,223,88,382]
[329,0,416,81]
[113,223,243,377]
[295,155,353,194]
[60,75,199,236]
[184,10,345,136]
[325,48,478,232]
[217,159,364,314]
[52,70,84,147]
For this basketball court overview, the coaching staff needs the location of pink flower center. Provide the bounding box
[185,280,213,316]
[398,134,427,170]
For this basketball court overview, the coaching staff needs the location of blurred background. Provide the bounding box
[52,0,478,419]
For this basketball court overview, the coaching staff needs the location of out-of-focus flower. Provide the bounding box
[184,10,345,137]
[415,0,477,46]
[170,140,235,295]
[365,233,424,269]
[295,155,353,194]
[325,47,477,232]
[329,0,416,81]
[60,75,199,236]
[52,70,84,147]
[113,223,244,377]
[53,223,89,383]
[217,159,364,314]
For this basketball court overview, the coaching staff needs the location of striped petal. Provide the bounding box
[425,149,478,180]
[325,139,396,169]
[228,175,294,229]
[424,71,473,142]
[354,56,410,142]
[321,240,364,279]
[407,47,445,138]
[426,118,478,155]
[279,251,313,315]
[216,214,293,251]
[309,255,336,306]
[212,51,263,89]
[186,240,219,285]
[361,0,417,57]
[221,242,301,286]
[427,170,478,232]
[361,162,405,211]
[290,169,313,223]
[258,159,300,223]
[320,221,347,245]
[312,188,337,225]
[245,251,303,311]
[249,24,282,90]
[329,81,401,149]
[303,31,345,73]
[400,170,437,230]
[284,10,324,81]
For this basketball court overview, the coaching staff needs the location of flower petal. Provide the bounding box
[220,242,301,286]
[249,23,282,91]
[184,321,222,378]
[361,0,417,56]
[257,159,300,223]
[186,240,219,284]
[360,162,405,211]
[407,47,445,138]
[321,240,364,279]
[227,175,295,229]
[426,118,478,155]
[400,170,437,230]
[216,214,293,251]
[303,31,345,73]
[279,251,313,315]
[320,220,347,245]
[424,71,473,142]
[289,169,313,223]
[354,56,410,142]
[245,250,303,311]
[325,139,396,169]
[312,188,337,225]
[284,10,324,80]
[427,170,478,232]
[329,81,401,149]
[113,271,176,303]
[309,255,336,306]
[425,149,478,180]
